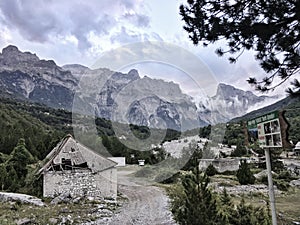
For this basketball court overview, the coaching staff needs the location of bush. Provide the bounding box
[277,170,293,181]
[274,179,290,191]
[230,144,247,157]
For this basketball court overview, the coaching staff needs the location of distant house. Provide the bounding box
[138,160,145,166]
[38,135,117,199]
[295,142,300,156]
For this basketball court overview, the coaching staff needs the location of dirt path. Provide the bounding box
[108,166,178,225]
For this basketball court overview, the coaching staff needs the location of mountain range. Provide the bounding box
[0,45,281,130]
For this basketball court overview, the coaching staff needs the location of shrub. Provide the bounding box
[277,170,293,181]
[274,179,290,191]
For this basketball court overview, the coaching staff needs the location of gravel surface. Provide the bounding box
[96,166,178,225]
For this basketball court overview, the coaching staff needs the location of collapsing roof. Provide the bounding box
[38,134,117,174]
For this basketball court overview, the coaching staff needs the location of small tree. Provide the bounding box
[171,167,220,225]
[7,138,34,179]
[218,188,235,225]
[206,164,217,176]
[237,160,256,185]
[231,143,247,157]
[0,164,7,190]
[231,199,271,225]
[5,165,19,192]
[182,140,203,171]
[202,142,216,159]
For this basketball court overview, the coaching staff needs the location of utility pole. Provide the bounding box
[265,148,277,225]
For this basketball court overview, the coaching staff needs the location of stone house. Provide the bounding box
[294,141,300,156]
[38,134,117,199]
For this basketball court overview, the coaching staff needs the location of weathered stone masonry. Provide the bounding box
[44,168,117,199]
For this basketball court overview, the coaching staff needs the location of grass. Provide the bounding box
[0,198,121,225]
[276,188,300,223]
[229,188,300,224]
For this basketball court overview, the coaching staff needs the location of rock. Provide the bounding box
[59,207,72,214]
[87,196,95,202]
[15,218,32,225]
[50,192,72,205]
[0,192,44,206]
[49,218,58,224]
[290,179,300,188]
[254,170,278,179]
[215,184,281,195]
[72,196,82,204]
[61,216,73,224]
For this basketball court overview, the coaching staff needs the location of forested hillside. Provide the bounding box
[0,96,180,195]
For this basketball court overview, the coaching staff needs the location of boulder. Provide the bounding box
[290,179,300,188]
[0,192,44,206]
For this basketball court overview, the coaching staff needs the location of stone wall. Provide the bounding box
[199,158,240,173]
[43,168,117,199]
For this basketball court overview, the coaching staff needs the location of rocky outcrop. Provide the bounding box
[0,192,45,206]
[0,45,77,110]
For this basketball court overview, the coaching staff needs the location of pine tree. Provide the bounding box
[174,168,220,225]
[205,163,217,176]
[230,199,271,225]
[5,165,19,192]
[236,160,256,185]
[6,138,35,187]
[169,169,271,225]
[180,0,300,95]
[218,188,234,225]
[0,164,7,190]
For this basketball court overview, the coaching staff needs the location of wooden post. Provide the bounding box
[265,148,277,225]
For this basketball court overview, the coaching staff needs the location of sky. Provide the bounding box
[0,0,290,98]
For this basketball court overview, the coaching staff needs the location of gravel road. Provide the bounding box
[107,166,178,225]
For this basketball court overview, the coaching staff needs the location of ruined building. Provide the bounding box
[38,135,117,199]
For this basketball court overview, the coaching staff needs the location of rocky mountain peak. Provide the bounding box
[1,45,39,63]
[128,69,140,80]
[2,45,19,54]
[216,83,249,98]
[198,83,278,124]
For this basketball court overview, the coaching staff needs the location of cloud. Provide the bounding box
[122,13,150,27]
[0,0,148,51]
[110,27,143,44]
[110,26,163,45]
[0,0,59,42]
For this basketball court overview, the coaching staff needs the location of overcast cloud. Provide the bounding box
[0,0,289,97]
[0,0,150,50]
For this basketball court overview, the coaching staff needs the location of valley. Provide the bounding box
[0,45,299,225]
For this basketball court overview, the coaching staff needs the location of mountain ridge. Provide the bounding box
[0,45,281,129]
